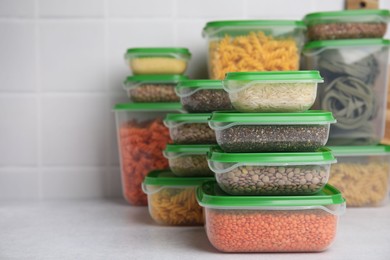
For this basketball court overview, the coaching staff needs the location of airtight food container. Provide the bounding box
[303,39,390,145]
[175,80,234,113]
[164,113,216,144]
[202,20,306,79]
[328,145,390,207]
[163,144,215,177]
[304,9,390,41]
[142,170,214,225]
[125,48,191,75]
[208,148,336,196]
[209,111,335,153]
[123,75,187,103]
[114,103,182,206]
[197,181,346,252]
[223,71,323,112]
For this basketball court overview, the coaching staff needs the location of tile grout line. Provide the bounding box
[172,0,178,45]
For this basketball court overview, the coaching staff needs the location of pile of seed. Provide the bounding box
[170,123,217,144]
[217,165,329,195]
[129,84,179,102]
[181,89,234,112]
[217,125,329,152]
[308,23,387,40]
[169,155,214,177]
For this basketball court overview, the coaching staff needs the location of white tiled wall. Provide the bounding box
[0,0,389,199]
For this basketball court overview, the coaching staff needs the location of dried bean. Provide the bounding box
[129,84,179,102]
[169,155,214,177]
[181,89,234,113]
[170,123,217,144]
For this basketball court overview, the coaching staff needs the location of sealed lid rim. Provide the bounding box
[224,70,323,82]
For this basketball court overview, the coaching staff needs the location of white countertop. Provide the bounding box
[1,199,390,260]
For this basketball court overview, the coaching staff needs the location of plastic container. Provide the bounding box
[175,80,234,113]
[114,103,182,206]
[303,39,390,145]
[197,181,346,252]
[208,148,336,196]
[142,170,214,225]
[163,144,215,177]
[223,71,323,112]
[125,48,191,75]
[123,75,188,103]
[202,20,306,79]
[209,111,335,153]
[164,113,216,144]
[328,145,390,207]
[304,9,390,41]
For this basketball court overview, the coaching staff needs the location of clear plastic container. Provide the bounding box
[125,48,191,75]
[114,103,182,206]
[208,148,336,196]
[123,75,187,103]
[196,181,346,252]
[209,111,335,153]
[328,145,390,207]
[202,20,306,79]
[142,170,214,225]
[163,144,215,177]
[223,71,323,112]
[303,39,390,145]
[304,9,390,41]
[175,80,234,113]
[164,113,216,144]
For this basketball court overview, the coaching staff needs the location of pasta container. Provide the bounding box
[114,103,182,206]
[125,47,191,75]
[123,74,188,103]
[202,20,306,79]
[197,181,346,252]
[164,113,216,144]
[303,39,390,145]
[328,145,390,207]
[209,111,335,153]
[304,9,390,41]
[163,144,215,177]
[142,170,214,225]
[208,148,336,196]
[223,71,323,112]
[175,80,234,113]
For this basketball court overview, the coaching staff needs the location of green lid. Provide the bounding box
[197,181,345,208]
[224,70,323,82]
[176,80,223,89]
[304,39,390,51]
[143,170,214,186]
[165,144,216,154]
[114,102,182,111]
[304,9,390,25]
[164,113,211,124]
[126,47,191,57]
[329,145,390,156]
[124,74,188,84]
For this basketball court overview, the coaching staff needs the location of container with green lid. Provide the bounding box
[164,113,216,144]
[142,170,214,225]
[303,39,390,146]
[223,71,323,112]
[175,80,234,113]
[123,75,188,103]
[125,47,191,75]
[202,20,306,79]
[196,180,345,252]
[304,9,390,41]
[328,145,390,207]
[113,103,182,206]
[209,111,335,153]
[208,148,336,196]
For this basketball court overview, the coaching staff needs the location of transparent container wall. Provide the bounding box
[180,88,234,113]
[127,84,180,103]
[303,45,390,145]
[168,154,214,177]
[169,123,217,144]
[328,154,390,207]
[204,207,340,252]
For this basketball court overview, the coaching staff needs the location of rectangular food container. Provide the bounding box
[304,9,390,41]
[223,71,323,112]
[125,47,191,75]
[202,20,306,79]
[303,39,390,145]
[164,113,216,144]
[163,144,215,177]
[175,80,234,113]
[114,103,182,206]
[142,170,214,225]
[209,111,335,153]
[123,75,187,103]
[197,181,346,252]
[208,148,336,196]
[328,145,390,207]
